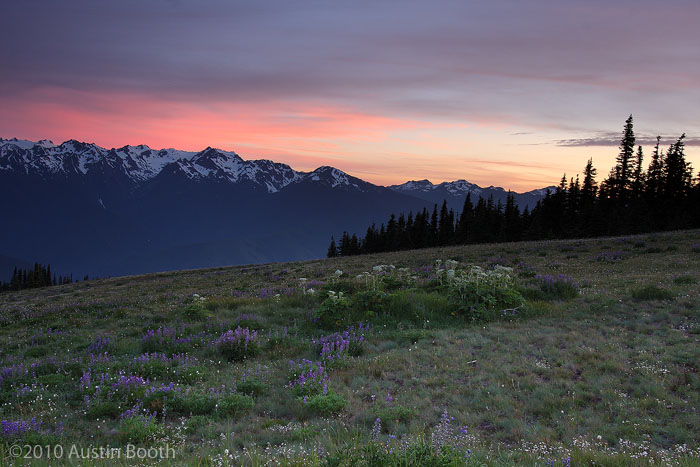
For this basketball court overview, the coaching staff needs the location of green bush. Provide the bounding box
[323,278,361,295]
[86,401,122,419]
[352,289,390,317]
[531,274,578,301]
[301,390,347,416]
[118,415,163,444]
[25,345,50,358]
[374,405,417,431]
[170,393,217,415]
[344,440,468,466]
[631,285,674,301]
[182,294,208,321]
[37,373,71,387]
[316,291,352,328]
[215,327,260,361]
[445,266,524,320]
[673,275,696,285]
[236,378,267,397]
[218,393,254,417]
[184,415,208,433]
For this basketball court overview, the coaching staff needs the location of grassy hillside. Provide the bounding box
[1,230,699,466]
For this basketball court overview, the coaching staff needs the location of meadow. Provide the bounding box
[1,230,699,466]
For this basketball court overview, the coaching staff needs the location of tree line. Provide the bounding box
[0,262,75,292]
[328,116,700,257]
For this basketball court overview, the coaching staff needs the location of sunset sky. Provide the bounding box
[1,0,698,191]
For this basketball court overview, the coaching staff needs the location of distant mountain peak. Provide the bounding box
[390,176,550,209]
[390,179,435,192]
[1,137,367,194]
[0,137,551,203]
[303,166,371,191]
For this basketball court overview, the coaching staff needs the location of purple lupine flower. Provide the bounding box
[313,324,369,362]
[287,359,329,395]
[1,418,44,441]
[595,251,625,262]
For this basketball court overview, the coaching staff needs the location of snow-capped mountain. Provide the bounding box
[0,137,550,199]
[0,138,367,194]
[0,137,550,280]
[389,179,554,210]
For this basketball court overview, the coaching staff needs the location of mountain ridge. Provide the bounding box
[0,137,552,278]
[0,137,550,198]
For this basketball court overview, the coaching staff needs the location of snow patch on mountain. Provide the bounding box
[390,179,435,192]
[303,166,369,191]
[0,137,551,200]
[0,138,308,192]
[0,137,56,150]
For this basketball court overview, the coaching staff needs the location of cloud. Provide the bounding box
[1,0,699,130]
[1,0,699,190]
[556,133,700,147]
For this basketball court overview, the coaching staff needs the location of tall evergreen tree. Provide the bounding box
[437,200,452,246]
[429,205,438,246]
[455,193,474,244]
[326,236,338,257]
[610,114,636,202]
[662,134,693,201]
[632,145,645,199]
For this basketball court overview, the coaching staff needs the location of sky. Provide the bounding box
[1,0,699,191]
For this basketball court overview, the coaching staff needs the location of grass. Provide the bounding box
[0,229,699,465]
[631,284,676,301]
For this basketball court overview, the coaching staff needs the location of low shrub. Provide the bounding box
[215,327,260,361]
[1,418,62,445]
[673,275,696,285]
[117,414,163,444]
[352,290,391,320]
[217,393,254,417]
[170,392,217,415]
[314,324,368,363]
[287,360,328,397]
[301,390,347,416]
[315,290,351,328]
[184,415,208,433]
[631,285,674,301]
[532,274,578,301]
[595,251,625,262]
[381,290,452,324]
[374,405,417,431]
[235,378,267,397]
[182,294,207,321]
[444,265,524,320]
[86,401,121,419]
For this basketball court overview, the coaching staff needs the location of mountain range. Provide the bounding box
[0,137,553,280]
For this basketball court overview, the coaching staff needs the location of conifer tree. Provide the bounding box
[632,145,645,198]
[429,205,438,246]
[326,237,338,258]
[437,200,452,246]
[455,193,474,244]
[646,136,664,198]
[662,134,692,201]
[610,114,636,201]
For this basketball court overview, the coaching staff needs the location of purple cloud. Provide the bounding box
[557,133,700,147]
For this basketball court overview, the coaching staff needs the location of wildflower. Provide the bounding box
[371,417,382,440]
